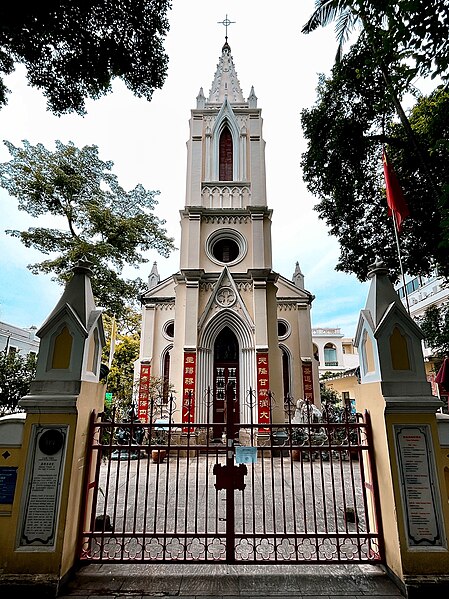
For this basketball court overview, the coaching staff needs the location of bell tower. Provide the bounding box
[139,37,318,429]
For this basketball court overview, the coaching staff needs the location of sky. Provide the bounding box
[0,1,372,337]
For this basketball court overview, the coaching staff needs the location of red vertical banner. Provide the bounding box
[137,362,151,422]
[427,373,438,398]
[302,361,314,403]
[182,351,196,431]
[256,352,270,431]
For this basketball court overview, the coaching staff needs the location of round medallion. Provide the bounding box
[216,286,236,308]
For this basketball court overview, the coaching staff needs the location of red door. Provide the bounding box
[213,327,239,440]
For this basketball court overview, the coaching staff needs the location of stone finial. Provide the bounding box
[293,261,304,289]
[248,86,257,108]
[196,87,205,109]
[148,262,160,289]
[367,256,389,279]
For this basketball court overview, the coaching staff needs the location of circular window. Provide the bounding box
[163,320,174,340]
[206,229,247,266]
[277,319,290,340]
[212,238,239,263]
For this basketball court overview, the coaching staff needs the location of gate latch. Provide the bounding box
[213,463,247,490]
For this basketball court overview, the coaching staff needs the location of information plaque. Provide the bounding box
[0,467,18,504]
[235,446,257,464]
[394,424,446,548]
[18,425,67,548]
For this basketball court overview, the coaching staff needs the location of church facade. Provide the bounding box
[137,40,319,429]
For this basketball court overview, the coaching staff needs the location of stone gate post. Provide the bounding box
[354,259,449,597]
[0,260,106,597]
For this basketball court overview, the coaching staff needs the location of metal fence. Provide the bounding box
[78,392,383,564]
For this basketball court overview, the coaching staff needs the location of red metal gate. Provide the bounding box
[78,390,384,564]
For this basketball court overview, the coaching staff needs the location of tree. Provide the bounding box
[418,303,449,359]
[302,1,449,206]
[300,44,449,282]
[320,382,341,406]
[105,333,140,416]
[0,1,172,115]
[0,351,36,415]
[302,1,449,83]
[0,140,175,318]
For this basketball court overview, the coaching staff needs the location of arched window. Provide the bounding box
[219,126,233,181]
[281,347,290,399]
[51,325,73,369]
[163,351,170,403]
[324,343,338,366]
[390,326,410,370]
[362,331,375,374]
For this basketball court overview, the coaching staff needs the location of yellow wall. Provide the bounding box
[325,374,359,403]
[355,382,403,580]
[0,381,104,580]
[356,382,449,581]
[384,412,449,575]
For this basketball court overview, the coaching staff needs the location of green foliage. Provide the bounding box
[0,1,172,115]
[102,308,141,364]
[301,52,449,281]
[0,351,36,415]
[320,370,339,381]
[320,382,341,406]
[105,334,140,414]
[0,140,175,318]
[303,1,449,83]
[418,302,449,358]
[301,1,449,283]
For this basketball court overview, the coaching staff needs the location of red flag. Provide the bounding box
[382,148,410,233]
[436,357,449,394]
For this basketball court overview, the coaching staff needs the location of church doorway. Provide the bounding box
[213,327,239,439]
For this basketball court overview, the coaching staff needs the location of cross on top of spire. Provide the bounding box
[217,14,235,42]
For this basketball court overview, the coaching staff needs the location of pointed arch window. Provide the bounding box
[219,126,233,181]
[281,347,290,400]
[163,351,171,403]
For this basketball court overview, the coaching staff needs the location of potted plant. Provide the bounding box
[290,426,308,461]
[151,418,169,463]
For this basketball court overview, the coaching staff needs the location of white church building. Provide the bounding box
[136,38,319,430]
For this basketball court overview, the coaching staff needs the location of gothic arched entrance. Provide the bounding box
[213,326,239,438]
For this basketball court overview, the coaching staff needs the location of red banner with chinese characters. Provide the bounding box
[137,362,151,422]
[302,361,314,403]
[256,352,270,431]
[182,351,196,430]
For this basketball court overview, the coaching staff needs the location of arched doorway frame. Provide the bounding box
[197,308,255,424]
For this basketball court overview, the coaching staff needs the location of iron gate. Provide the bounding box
[78,389,384,564]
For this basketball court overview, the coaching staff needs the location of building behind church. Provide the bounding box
[136,39,319,430]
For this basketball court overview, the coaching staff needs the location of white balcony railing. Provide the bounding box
[201,183,251,209]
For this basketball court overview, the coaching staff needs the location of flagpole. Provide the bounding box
[392,212,411,314]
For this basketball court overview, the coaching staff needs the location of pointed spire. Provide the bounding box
[293,261,304,289]
[207,42,245,104]
[39,258,96,333]
[196,87,205,109]
[148,262,160,289]
[364,257,409,327]
[248,86,257,108]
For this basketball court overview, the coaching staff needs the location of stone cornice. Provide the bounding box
[384,396,443,413]
[19,395,79,414]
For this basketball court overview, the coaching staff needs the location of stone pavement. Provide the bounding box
[58,562,405,598]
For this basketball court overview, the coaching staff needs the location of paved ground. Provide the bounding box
[58,562,405,598]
